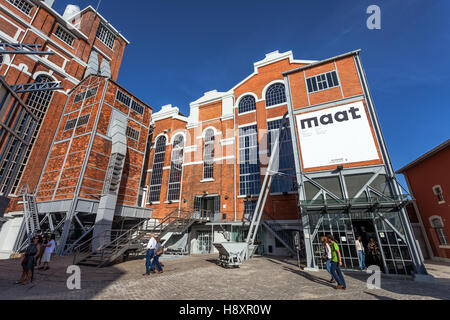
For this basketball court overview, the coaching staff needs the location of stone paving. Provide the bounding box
[0,254,449,300]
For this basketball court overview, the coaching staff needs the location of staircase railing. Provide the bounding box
[148,208,199,238]
[262,213,296,255]
[73,219,149,266]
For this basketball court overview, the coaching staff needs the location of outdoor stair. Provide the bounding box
[262,220,297,256]
[74,209,203,267]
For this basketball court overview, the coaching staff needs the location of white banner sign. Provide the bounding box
[296,101,380,169]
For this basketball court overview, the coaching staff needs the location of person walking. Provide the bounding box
[327,234,347,290]
[16,236,40,285]
[355,236,367,271]
[321,236,335,283]
[40,234,56,271]
[143,233,157,276]
[152,237,164,274]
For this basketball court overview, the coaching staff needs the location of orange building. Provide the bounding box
[144,50,427,277]
[29,74,152,254]
[398,140,450,262]
[0,0,128,211]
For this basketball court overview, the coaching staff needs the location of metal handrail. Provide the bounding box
[262,212,295,251]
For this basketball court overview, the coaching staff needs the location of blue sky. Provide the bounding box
[54,0,449,185]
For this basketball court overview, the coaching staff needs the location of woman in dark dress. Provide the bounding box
[16,236,40,285]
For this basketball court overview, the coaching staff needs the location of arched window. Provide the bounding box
[167,135,184,201]
[203,129,215,179]
[148,136,167,202]
[265,83,286,107]
[238,95,256,114]
[8,75,55,195]
[430,216,448,246]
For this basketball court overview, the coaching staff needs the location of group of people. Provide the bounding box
[143,234,164,276]
[321,235,347,290]
[16,233,56,285]
[321,234,383,290]
[355,236,382,271]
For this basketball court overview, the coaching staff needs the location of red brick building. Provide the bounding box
[398,140,450,262]
[0,0,129,257]
[0,0,128,210]
[33,74,152,254]
[144,49,425,277]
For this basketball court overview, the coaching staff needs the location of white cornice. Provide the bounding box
[152,104,188,123]
[189,89,234,107]
[232,50,317,91]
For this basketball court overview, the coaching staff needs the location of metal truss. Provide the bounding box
[10,81,63,93]
[0,43,54,55]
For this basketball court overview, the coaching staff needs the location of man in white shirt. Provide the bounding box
[355,236,367,270]
[41,234,56,271]
[144,234,157,275]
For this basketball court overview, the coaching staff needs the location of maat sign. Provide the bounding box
[296,101,380,170]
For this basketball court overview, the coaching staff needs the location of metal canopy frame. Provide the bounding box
[0,43,54,55]
[10,81,63,93]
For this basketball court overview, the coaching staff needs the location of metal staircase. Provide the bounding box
[23,192,40,237]
[73,220,150,267]
[73,209,204,267]
[262,217,296,256]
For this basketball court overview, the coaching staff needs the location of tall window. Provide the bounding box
[265,83,286,107]
[306,71,339,93]
[203,129,215,179]
[268,119,297,193]
[148,136,166,202]
[238,95,256,114]
[9,75,54,195]
[96,23,116,49]
[431,217,448,246]
[433,186,445,203]
[54,25,74,46]
[239,125,260,195]
[167,135,184,201]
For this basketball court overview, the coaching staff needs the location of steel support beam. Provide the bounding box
[10,81,63,93]
[0,43,54,55]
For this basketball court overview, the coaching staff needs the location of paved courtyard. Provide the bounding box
[0,254,449,300]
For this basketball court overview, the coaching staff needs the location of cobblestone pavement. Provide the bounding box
[0,254,449,300]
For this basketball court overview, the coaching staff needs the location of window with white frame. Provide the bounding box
[238,95,256,114]
[239,125,261,195]
[433,185,445,203]
[167,135,185,201]
[268,119,297,193]
[85,86,98,99]
[203,129,215,180]
[96,23,116,49]
[64,119,77,131]
[126,126,140,141]
[76,114,90,127]
[116,90,131,106]
[265,83,286,107]
[131,100,144,115]
[306,71,339,93]
[430,217,448,246]
[148,136,166,202]
[74,91,86,104]
[54,25,75,46]
[8,0,33,15]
